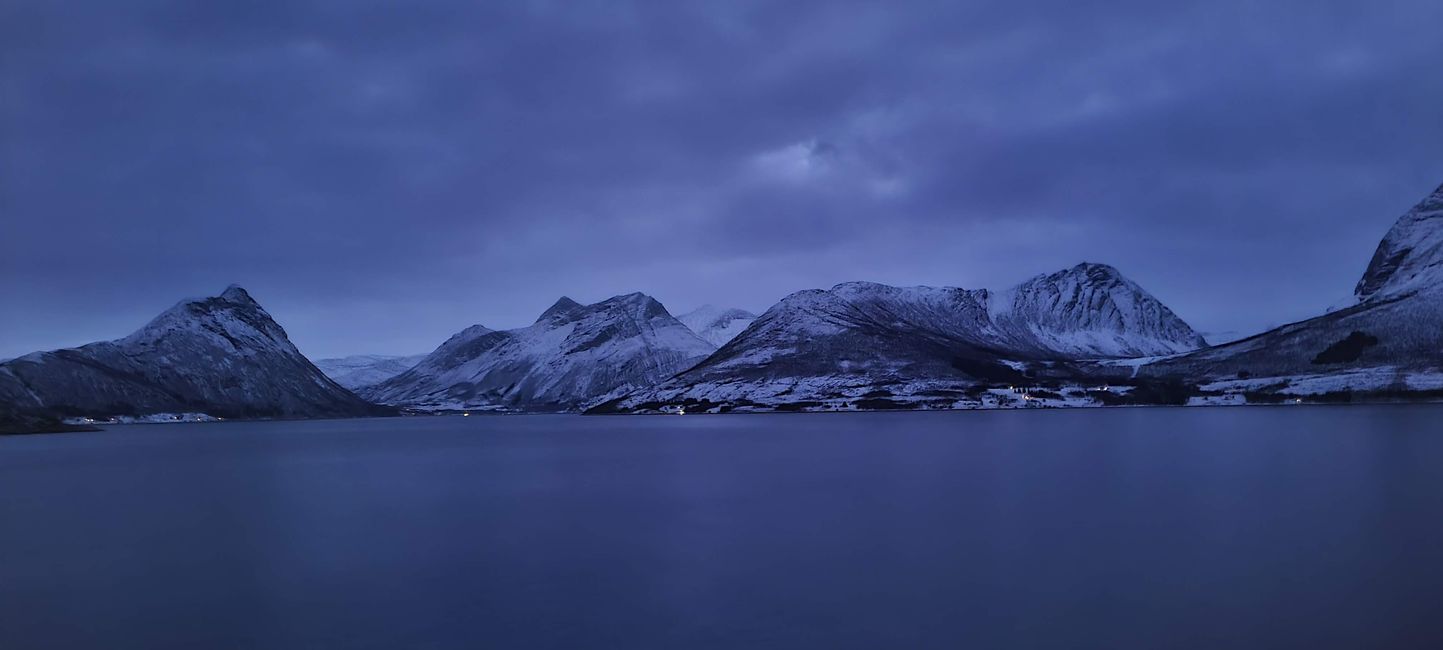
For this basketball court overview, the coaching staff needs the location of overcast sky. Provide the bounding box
[3,0,1442,360]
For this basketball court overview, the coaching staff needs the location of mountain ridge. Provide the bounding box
[364,292,714,411]
[597,262,1206,412]
[7,179,1440,425]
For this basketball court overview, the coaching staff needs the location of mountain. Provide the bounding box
[678,305,758,346]
[314,354,429,390]
[1141,181,1443,399]
[0,286,383,424]
[596,264,1204,412]
[1355,181,1443,301]
[364,293,715,411]
[992,263,1207,357]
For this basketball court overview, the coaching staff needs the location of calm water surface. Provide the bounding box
[3,408,1442,649]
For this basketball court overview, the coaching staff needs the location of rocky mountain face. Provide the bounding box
[364,293,715,411]
[1142,180,1443,396]
[0,286,383,422]
[314,354,429,390]
[596,264,1204,412]
[678,305,758,346]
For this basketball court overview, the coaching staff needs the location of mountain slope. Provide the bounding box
[315,354,429,390]
[1144,180,1443,391]
[0,286,382,420]
[678,305,758,346]
[365,293,715,411]
[598,264,1203,412]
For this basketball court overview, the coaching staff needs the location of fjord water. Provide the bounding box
[3,410,1442,649]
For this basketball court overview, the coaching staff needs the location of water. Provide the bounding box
[3,408,1442,649]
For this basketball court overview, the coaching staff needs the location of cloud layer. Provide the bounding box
[4,0,1442,358]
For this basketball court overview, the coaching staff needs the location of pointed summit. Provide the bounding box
[536,296,583,323]
[1069,262,1123,278]
[219,284,258,305]
[1355,180,1443,301]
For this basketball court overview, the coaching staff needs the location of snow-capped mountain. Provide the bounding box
[1143,180,1443,395]
[596,264,1204,412]
[992,263,1207,357]
[314,354,429,390]
[364,293,715,411]
[678,305,758,346]
[0,286,381,420]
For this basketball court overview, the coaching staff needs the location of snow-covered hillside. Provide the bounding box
[315,353,429,390]
[364,293,715,411]
[0,286,380,420]
[678,305,758,346]
[1136,179,1443,398]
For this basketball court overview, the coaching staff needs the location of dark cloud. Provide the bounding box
[4,0,1442,358]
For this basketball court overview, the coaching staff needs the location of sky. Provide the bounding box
[3,0,1442,360]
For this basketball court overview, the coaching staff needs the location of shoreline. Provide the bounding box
[12,396,1443,436]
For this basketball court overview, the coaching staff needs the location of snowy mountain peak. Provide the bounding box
[433,324,496,355]
[830,280,893,294]
[593,292,674,321]
[1355,180,1443,301]
[530,292,676,324]
[1067,262,1124,280]
[678,305,759,347]
[220,284,258,305]
[682,303,721,319]
[536,296,584,323]
[124,285,290,352]
[994,263,1206,357]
